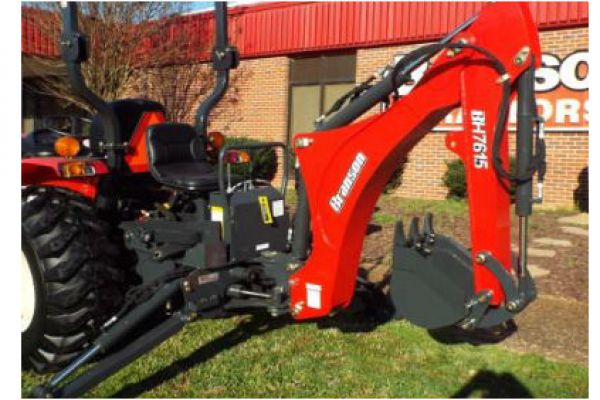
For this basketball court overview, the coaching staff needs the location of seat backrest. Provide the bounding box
[147,122,208,168]
[90,99,165,154]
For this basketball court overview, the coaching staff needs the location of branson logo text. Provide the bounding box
[329,152,367,213]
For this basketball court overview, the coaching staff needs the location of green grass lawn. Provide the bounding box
[22,314,588,398]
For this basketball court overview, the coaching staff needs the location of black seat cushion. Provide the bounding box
[153,162,222,192]
[147,122,241,192]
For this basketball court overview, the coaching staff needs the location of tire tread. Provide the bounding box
[22,188,127,372]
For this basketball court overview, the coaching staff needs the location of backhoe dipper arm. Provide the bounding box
[290,3,541,321]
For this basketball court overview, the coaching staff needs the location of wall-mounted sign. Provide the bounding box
[392,50,588,133]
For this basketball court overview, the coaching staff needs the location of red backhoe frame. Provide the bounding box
[290,2,541,319]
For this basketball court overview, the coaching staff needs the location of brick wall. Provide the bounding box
[206,56,290,144]
[355,27,588,207]
[195,57,290,184]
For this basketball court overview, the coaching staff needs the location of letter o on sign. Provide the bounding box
[560,51,588,91]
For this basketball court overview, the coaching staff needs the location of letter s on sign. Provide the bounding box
[535,51,588,93]
[535,54,560,93]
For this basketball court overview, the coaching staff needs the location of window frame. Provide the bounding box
[287,52,357,144]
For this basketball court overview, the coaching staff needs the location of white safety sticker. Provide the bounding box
[272,200,284,218]
[306,283,322,309]
[256,242,270,251]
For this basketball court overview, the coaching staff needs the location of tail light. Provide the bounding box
[224,150,251,164]
[60,161,96,178]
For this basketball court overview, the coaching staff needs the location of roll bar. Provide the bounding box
[194,2,240,138]
[59,2,123,170]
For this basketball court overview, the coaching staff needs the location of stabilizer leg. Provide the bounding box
[30,280,186,398]
[56,312,189,398]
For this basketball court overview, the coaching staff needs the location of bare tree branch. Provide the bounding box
[23,2,197,114]
[129,63,249,124]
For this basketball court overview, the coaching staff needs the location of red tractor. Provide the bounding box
[25,2,546,397]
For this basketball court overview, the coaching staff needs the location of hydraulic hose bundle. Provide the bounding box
[322,40,546,188]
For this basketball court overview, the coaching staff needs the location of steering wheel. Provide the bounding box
[22,128,71,157]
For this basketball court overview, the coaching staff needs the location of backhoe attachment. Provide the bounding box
[290,2,543,329]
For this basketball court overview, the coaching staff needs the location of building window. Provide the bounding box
[288,53,356,138]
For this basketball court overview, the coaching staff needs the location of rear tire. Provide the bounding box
[21,187,127,372]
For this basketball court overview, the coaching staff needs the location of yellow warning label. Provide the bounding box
[258,196,273,224]
[210,206,225,236]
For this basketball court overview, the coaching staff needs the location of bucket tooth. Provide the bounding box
[393,220,407,247]
[423,213,435,242]
[408,217,422,248]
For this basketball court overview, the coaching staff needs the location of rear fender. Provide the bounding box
[124,111,166,173]
[22,157,109,200]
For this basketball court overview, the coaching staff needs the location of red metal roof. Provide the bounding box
[22,2,589,60]
[223,1,589,58]
[22,7,60,57]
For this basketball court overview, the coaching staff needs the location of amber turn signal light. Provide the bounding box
[60,161,96,178]
[54,136,81,158]
[238,151,251,163]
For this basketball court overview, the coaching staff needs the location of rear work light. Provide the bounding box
[207,131,225,151]
[59,161,96,178]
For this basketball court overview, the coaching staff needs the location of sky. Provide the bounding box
[188,1,269,12]
[190,2,214,11]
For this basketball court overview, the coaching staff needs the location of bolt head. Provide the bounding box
[292,301,304,316]
[476,253,487,264]
[142,232,153,243]
[462,318,476,330]
[295,137,314,148]
[287,262,301,271]
[514,46,530,66]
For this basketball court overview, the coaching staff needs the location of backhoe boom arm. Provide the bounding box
[290,2,541,322]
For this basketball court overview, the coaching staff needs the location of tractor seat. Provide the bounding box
[147,122,238,192]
